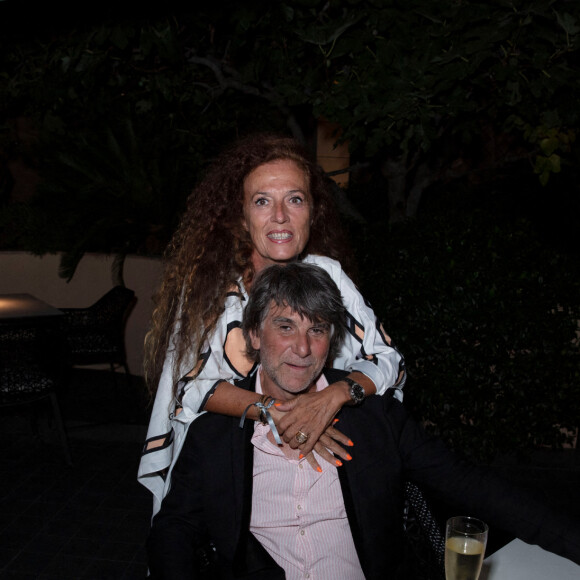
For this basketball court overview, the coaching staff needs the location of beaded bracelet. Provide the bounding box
[240,396,282,445]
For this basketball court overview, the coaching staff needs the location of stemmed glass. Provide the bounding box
[445,516,488,580]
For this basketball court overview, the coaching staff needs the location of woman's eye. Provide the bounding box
[289,196,304,205]
[255,197,268,206]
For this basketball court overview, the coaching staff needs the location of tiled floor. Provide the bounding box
[0,369,152,579]
[1,369,578,579]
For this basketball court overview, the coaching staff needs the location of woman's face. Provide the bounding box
[242,159,312,273]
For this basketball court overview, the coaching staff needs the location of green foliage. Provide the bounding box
[272,0,580,154]
[356,210,580,462]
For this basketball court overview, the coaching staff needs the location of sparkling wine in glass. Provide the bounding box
[445,516,488,580]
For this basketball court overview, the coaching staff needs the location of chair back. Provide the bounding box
[0,319,67,403]
[89,286,136,326]
[61,286,136,365]
[403,481,446,580]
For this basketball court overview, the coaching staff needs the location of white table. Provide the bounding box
[480,539,580,579]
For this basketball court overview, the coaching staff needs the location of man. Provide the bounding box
[147,263,580,579]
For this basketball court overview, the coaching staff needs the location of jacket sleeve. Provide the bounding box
[147,426,208,579]
[305,255,406,399]
[391,399,580,565]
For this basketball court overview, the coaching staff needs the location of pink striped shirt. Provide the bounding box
[250,370,365,580]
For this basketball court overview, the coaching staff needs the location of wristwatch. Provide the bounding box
[343,377,365,405]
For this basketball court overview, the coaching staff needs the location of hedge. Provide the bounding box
[354,210,580,462]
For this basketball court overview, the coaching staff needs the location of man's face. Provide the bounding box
[250,302,331,400]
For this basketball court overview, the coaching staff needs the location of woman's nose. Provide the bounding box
[271,201,288,223]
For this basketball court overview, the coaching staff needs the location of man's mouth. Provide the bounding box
[267,231,293,241]
[284,362,310,371]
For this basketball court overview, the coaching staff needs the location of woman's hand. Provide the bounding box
[263,373,376,471]
[273,382,352,453]
[303,423,353,472]
[269,399,353,471]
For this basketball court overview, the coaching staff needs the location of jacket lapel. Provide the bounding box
[231,375,285,579]
[336,409,369,578]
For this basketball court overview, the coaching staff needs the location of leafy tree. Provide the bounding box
[1,0,579,276]
[0,8,290,277]
[195,0,580,221]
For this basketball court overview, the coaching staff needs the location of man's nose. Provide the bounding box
[292,333,311,357]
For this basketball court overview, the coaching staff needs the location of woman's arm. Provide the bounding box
[173,257,405,471]
[204,381,264,421]
[174,292,252,424]
[267,255,405,465]
[205,381,354,467]
[273,371,371,460]
[305,255,406,399]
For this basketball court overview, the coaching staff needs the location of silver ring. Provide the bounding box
[295,430,309,444]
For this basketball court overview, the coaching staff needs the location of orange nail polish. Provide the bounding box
[346,454,352,461]
[347,440,354,447]
[333,418,339,424]
[299,454,304,459]
[335,460,342,467]
[274,402,281,407]
[316,466,322,473]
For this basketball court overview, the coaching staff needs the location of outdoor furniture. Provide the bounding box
[0,295,72,465]
[0,293,65,321]
[60,286,136,383]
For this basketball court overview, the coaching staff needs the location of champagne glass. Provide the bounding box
[445,516,488,580]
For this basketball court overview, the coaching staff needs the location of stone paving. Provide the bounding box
[0,369,150,579]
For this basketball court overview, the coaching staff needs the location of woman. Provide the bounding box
[139,134,405,514]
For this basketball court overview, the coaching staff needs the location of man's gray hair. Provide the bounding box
[242,262,347,362]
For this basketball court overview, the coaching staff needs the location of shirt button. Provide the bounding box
[297,505,302,510]
[299,463,304,469]
[305,574,310,579]
[300,530,305,536]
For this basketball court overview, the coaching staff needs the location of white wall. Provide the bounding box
[0,251,163,376]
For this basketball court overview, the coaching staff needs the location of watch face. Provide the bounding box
[350,383,365,404]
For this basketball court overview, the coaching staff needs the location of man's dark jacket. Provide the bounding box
[147,369,580,579]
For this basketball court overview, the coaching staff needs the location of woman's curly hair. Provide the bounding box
[144,133,354,395]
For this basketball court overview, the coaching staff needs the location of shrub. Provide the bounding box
[355,211,580,462]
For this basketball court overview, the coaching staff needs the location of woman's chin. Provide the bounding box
[252,251,303,271]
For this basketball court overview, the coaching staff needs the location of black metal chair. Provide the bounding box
[0,320,73,465]
[403,481,447,580]
[60,286,136,382]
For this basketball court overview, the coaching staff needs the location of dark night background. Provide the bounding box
[1,1,579,577]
